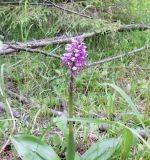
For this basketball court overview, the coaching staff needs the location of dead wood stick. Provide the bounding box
[0,102,20,118]
[6,87,67,117]
[117,24,150,32]
[9,45,62,59]
[49,108,67,117]
[0,24,149,55]
[46,0,93,19]
[6,90,29,104]
[0,139,10,155]
[0,1,92,19]
[5,89,67,117]
[86,45,150,68]
[0,32,95,55]
[0,2,52,6]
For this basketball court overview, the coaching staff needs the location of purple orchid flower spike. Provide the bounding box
[62,37,87,77]
[62,37,87,159]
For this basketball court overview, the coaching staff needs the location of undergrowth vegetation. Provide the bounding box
[0,0,150,159]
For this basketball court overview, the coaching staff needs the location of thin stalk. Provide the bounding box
[67,73,75,160]
[146,82,150,114]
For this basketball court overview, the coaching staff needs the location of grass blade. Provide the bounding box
[102,83,144,128]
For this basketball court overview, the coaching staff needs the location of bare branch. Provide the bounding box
[0,1,92,19]
[0,1,52,6]
[1,23,149,55]
[0,32,95,55]
[0,139,10,155]
[0,102,20,119]
[117,24,150,32]
[46,0,93,19]
[9,45,62,59]
[87,45,150,68]
[6,90,29,105]
[49,108,67,117]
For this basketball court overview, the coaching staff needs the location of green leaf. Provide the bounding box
[11,134,60,160]
[102,83,144,128]
[121,129,134,160]
[82,137,122,160]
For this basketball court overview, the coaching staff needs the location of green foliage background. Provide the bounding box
[0,0,150,159]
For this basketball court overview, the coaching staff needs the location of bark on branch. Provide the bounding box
[117,24,150,32]
[0,24,149,56]
[0,32,95,55]
[86,45,150,68]
[46,0,92,19]
[9,45,62,59]
[0,2,52,6]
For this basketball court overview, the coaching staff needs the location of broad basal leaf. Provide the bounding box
[11,134,60,160]
[82,137,122,160]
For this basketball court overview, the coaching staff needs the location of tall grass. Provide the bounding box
[0,0,150,159]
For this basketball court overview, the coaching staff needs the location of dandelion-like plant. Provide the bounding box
[62,38,87,160]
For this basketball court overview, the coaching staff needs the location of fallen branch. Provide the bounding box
[0,24,149,55]
[87,45,150,68]
[49,108,67,117]
[0,139,10,155]
[0,1,92,19]
[6,90,29,105]
[117,24,150,32]
[0,32,95,55]
[6,86,68,117]
[0,102,20,119]
[46,0,93,19]
[0,2,52,6]
[9,45,62,59]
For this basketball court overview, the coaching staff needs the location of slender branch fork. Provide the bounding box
[46,0,93,19]
[86,45,150,68]
[0,24,149,55]
[9,45,62,59]
[0,2,51,6]
[1,44,150,69]
[0,1,92,19]
[0,32,96,55]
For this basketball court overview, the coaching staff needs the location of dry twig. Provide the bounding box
[0,2,52,6]
[46,0,93,19]
[9,45,62,59]
[0,1,92,19]
[0,24,149,55]
[117,24,150,32]
[87,45,150,68]
[6,90,29,104]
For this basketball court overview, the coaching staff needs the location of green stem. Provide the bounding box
[67,74,75,160]
[146,82,150,114]
[68,74,74,119]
